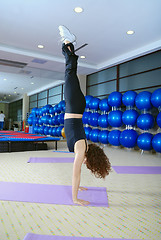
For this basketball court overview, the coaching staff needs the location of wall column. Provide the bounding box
[22,93,29,121]
[78,75,87,96]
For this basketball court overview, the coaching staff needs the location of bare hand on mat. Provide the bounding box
[73,198,90,206]
[78,186,88,191]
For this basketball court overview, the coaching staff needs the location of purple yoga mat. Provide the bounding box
[112,166,161,174]
[23,233,140,240]
[28,157,74,163]
[53,150,71,153]
[0,182,108,207]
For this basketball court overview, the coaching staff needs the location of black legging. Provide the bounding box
[62,43,86,114]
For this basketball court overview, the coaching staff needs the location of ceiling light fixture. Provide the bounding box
[14,91,16,94]
[38,44,44,49]
[3,78,7,81]
[74,7,83,13]
[80,56,86,59]
[127,30,135,35]
[31,82,34,85]
[21,88,24,90]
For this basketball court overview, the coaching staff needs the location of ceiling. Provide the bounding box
[0,0,161,103]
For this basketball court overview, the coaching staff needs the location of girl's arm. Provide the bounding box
[72,140,89,206]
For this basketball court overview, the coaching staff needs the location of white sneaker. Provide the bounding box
[58,25,76,44]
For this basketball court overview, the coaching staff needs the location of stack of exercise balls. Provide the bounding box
[135,91,154,152]
[28,88,161,154]
[83,88,161,154]
[27,100,66,138]
[151,88,161,153]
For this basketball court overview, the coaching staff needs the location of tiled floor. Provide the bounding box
[0,144,161,240]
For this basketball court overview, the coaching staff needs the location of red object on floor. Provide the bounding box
[22,120,25,131]
[25,126,29,133]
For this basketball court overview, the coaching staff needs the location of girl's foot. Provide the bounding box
[59,25,76,44]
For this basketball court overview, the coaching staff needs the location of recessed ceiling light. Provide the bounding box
[21,88,24,90]
[31,82,34,85]
[127,30,135,35]
[8,95,11,96]
[3,78,7,81]
[38,44,44,49]
[80,56,86,59]
[74,7,83,13]
[14,91,16,94]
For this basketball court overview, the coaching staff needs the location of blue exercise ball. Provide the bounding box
[56,126,64,137]
[152,133,161,153]
[32,117,38,125]
[52,127,58,136]
[27,117,33,125]
[137,133,153,151]
[41,115,46,124]
[43,105,52,114]
[120,129,138,148]
[84,127,92,140]
[82,112,91,125]
[137,113,155,130]
[58,100,65,112]
[53,115,60,126]
[122,110,138,126]
[85,95,94,109]
[46,115,51,124]
[89,129,100,143]
[31,107,38,115]
[122,91,137,107]
[108,130,121,146]
[88,112,100,127]
[44,126,50,135]
[60,100,66,112]
[135,91,152,110]
[38,118,42,126]
[39,126,45,134]
[36,108,40,116]
[37,126,41,134]
[151,88,161,108]
[58,113,65,125]
[89,97,100,111]
[49,117,56,126]
[39,108,43,116]
[98,114,109,128]
[41,106,46,115]
[53,104,61,114]
[48,127,53,135]
[48,117,52,125]
[49,107,55,115]
[157,112,161,128]
[42,115,51,125]
[52,105,58,114]
[98,130,109,144]
[33,126,39,134]
[29,113,34,118]
[108,91,122,108]
[99,99,111,112]
[108,110,123,127]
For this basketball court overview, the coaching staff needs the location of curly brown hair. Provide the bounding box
[85,143,111,179]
